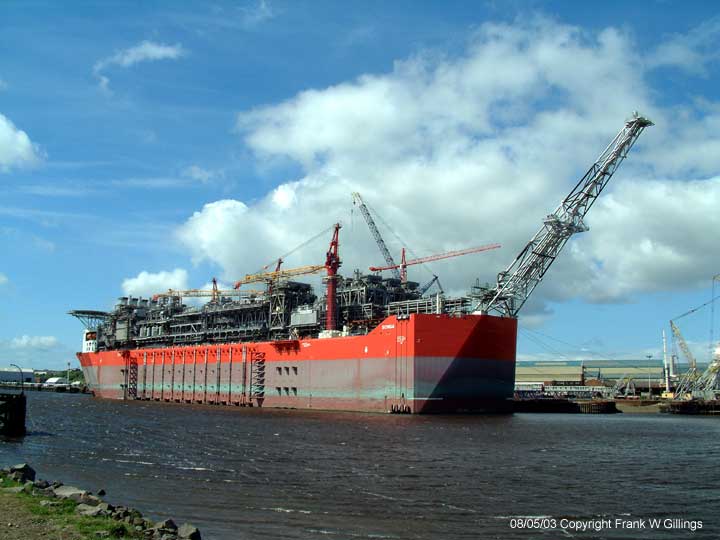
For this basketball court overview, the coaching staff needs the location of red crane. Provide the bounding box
[325,223,342,331]
[370,243,501,282]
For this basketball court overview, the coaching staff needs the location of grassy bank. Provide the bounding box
[0,465,201,540]
[0,476,137,539]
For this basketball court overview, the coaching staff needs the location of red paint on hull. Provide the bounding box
[77,313,517,414]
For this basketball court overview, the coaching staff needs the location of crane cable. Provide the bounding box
[254,224,335,275]
[364,200,437,279]
[710,275,720,363]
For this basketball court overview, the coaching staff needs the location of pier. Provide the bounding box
[660,400,720,415]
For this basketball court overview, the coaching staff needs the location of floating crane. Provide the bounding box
[352,192,401,281]
[370,244,501,283]
[474,113,653,317]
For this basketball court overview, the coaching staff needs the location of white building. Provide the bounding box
[43,377,69,387]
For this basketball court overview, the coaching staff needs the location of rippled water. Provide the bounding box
[1,392,719,539]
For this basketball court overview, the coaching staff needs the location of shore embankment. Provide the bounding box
[0,463,201,540]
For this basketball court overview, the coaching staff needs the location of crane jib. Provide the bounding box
[473,113,653,318]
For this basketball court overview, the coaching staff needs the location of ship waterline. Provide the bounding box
[78,313,517,414]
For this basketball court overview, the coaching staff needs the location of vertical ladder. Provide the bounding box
[128,359,138,399]
[250,350,266,405]
[123,352,138,400]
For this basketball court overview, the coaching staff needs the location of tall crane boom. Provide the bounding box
[693,345,720,396]
[352,192,401,281]
[418,275,443,296]
[670,320,702,399]
[234,265,325,289]
[670,320,697,370]
[370,243,501,272]
[475,113,653,317]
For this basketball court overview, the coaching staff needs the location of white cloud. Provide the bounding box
[0,335,75,370]
[20,184,97,197]
[0,273,7,285]
[0,113,42,171]
[177,17,720,318]
[552,177,720,303]
[183,165,216,183]
[240,0,275,27]
[94,40,186,93]
[111,177,190,189]
[11,335,58,349]
[95,40,185,70]
[647,18,720,74]
[122,268,189,298]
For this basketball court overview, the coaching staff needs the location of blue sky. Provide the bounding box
[2,1,720,369]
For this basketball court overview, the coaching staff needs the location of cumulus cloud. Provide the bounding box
[94,40,186,93]
[549,177,720,302]
[647,17,720,75]
[177,17,720,318]
[0,113,42,171]
[0,335,74,370]
[122,268,189,297]
[11,335,58,349]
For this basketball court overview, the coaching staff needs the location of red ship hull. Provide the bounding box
[77,313,517,414]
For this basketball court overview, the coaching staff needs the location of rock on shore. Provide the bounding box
[1,463,202,540]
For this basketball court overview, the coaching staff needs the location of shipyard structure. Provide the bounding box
[71,114,652,413]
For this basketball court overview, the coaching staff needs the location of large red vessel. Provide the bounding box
[77,313,517,414]
[71,115,651,414]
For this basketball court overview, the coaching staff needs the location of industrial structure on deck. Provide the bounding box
[70,114,652,413]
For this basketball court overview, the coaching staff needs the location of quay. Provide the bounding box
[0,382,87,393]
[660,400,720,415]
[513,398,619,414]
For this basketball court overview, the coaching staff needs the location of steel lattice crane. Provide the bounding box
[670,321,697,371]
[670,320,699,398]
[474,113,653,317]
[417,275,444,297]
[693,346,720,397]
[324,223,342,331]
[232,224,343,331]
[233,265,326,289]
[370,244,501,282]
[153,278,265,301]
[352,192,401,281]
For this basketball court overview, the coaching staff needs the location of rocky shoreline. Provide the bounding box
[1,463,202,540]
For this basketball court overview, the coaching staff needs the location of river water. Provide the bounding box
[1,392,718,539]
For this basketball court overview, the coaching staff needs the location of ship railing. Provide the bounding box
[386,296,471,317]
